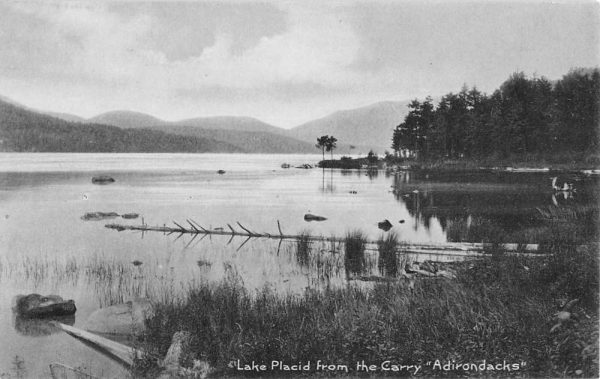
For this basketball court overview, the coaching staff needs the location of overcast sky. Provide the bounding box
[1,1,598,128]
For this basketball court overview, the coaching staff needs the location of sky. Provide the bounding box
[0,0,598,128]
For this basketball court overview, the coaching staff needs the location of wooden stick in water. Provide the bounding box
[51,322,144,367]
[104,221,546,255]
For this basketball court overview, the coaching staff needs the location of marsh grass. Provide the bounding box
[3,253,183,308]
[377,232,399,276]
[344,230,367,277]
[295,231,311,268]
[135,237,598,377]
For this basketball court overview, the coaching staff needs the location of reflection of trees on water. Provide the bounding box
[365,168,379,180]
[339,169,362,178]
[320,168,336,193]
[391,171,600,244]
[339,168,380,181]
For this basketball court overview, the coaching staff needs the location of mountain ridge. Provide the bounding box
[0,94,410,153]
[0,99,242,153]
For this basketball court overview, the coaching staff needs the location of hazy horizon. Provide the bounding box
[1,1,598,128]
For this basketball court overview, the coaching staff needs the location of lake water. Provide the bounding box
[0,153,598,377]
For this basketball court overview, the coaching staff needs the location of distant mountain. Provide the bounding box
[0,95,27,109]
[0,94,412,154]
[175,116,284,134]
[158,125,316,154]
[0,99,241,153]
[287,101,410,153]
[46,112,86,123]
[0,95,86,123]
[88,111,283,134]
[86,111,316,153]
[88,111,165,129]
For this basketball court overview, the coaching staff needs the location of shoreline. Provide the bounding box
[318,157,600,173]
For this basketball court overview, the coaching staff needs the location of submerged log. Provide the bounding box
[49,362,99,379]
[52,322,144,366]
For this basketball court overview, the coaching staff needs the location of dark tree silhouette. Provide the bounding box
[316,135,329,162]
[325,136,337,160]
[391,68,600,162]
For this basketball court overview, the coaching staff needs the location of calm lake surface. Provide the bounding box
[0,153,598,376]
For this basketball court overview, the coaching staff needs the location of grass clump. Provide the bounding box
[343,230,367,277]
[377,232,399,276]
[295,232,311,268]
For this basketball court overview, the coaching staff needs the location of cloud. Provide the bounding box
[0,1,598,127]
[4,2,361,90]
[175,6,360,89]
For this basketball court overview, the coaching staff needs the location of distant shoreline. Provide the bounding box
[318,156,600,172]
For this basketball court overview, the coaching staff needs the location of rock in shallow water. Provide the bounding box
[14,294,76,319]
[121,213,139,219]
[378,219,393,231]
[304,213,327,222]
[81,211,120,221]
[91,176,115,184]
[83,298,154,336]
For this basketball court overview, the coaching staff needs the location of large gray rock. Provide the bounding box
[159,331,212,379]
[83,298,153,336]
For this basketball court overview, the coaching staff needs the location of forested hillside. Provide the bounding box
[158,126,317,153]
[86,112,317,153]
[0,100,241,153]
[392,68,599,163]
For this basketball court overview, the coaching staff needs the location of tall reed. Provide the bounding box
[295,231,311,268]
[377,232,399,276]
[344,230,367,276]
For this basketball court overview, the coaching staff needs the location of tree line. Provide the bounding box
[392,68,599,161]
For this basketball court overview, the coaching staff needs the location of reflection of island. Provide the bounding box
[13,314,75,337]
[391,171,599,244]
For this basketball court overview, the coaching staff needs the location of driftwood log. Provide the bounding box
[105,219,542,256]
[51,322,143,366]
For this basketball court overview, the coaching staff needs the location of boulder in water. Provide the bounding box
[14,294,76,319]
[304,213,327,222]
[83,298,153,336]
[81,212,120,221]
[92,176,115,184]
[378,219,393,231]
[121,213,139,219]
